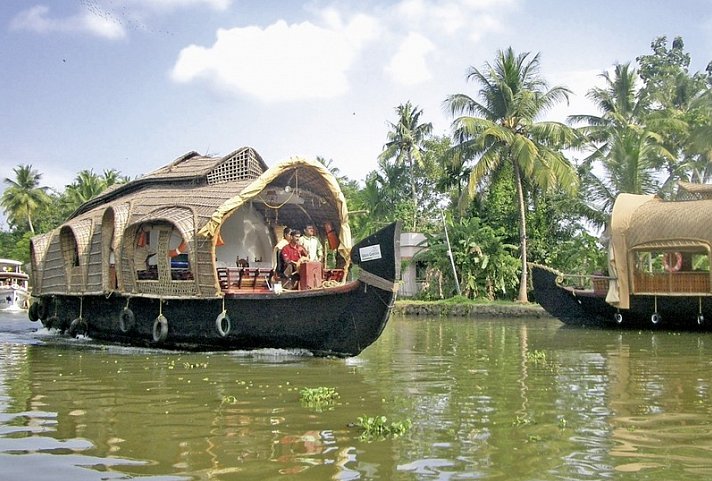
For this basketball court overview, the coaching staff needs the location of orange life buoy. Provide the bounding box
[169,241,188,258]
[663,252,682,272]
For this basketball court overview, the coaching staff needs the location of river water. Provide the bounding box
[0,310,711,481]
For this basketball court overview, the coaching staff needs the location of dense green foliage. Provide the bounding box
[1,169,129,263]
[2,36,710,304]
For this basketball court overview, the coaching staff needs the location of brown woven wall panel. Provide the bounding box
[633,271,711,294]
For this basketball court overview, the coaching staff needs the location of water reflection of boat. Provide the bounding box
[0,259,30,312]
[532,183,712,330]
[27,147,401,356]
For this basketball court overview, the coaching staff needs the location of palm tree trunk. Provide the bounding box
[513,162,528,303]
[408,155,417,230]
[27,213,35,235]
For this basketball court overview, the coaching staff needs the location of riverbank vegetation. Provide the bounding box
[3,36,711,304]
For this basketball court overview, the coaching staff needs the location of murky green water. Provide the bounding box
[1,310,711,481]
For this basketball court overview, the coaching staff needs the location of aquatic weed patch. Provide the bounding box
[353,415,412,441]
[299,386,339,411]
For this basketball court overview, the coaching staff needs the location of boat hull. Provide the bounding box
[0,287,30,312]
[30,222,401,357]
[33,281,392,356]
[531,264,712,330]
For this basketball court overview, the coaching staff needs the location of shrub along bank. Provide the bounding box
[393,297,550,318]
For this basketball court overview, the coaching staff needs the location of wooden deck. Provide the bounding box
[216,267,345,294]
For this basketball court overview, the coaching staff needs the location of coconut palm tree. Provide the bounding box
[64,169,108,212]
[101,168,129,188]
[1,164,50,234]
[569,63,648,145]
[444,47,579,302]
[379,101,433,230]
[571,63,677,212]
[582,126,673,213]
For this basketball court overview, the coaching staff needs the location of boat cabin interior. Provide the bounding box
[128,204,345,295]
[630,248,711,295]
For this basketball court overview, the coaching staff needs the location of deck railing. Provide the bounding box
[555,273,611,293]
[632,271,711,295]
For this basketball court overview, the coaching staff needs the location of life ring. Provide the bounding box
[152,314,168,343]
[215,311,231,338]
[169,241,188,258]
[69,317,88,337]
[663,252,682,272]
[28,302,39,322]
[119,307,135,333]
[10,283,19,290]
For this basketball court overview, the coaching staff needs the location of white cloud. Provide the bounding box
[171,14,380,102]
[10,5,126,39]
[393,0,513,36]
[385,32,435,86]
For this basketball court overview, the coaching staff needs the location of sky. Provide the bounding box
[2,0,712,224]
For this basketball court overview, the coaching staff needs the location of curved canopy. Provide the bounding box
[198,156,352,261]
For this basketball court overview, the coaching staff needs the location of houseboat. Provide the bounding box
[28,147,401,356]
[0,259,30,311]
[531,182,712,329]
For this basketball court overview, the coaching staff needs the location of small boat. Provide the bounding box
[0,259,30,311]
[28,147,401,356]
[531,182,712,330]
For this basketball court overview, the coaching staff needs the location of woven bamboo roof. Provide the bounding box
[627,198,712,248]
[66,148,347,248]
[677,181,712,200]
[69,147,269,219]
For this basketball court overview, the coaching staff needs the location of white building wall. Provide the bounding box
[399,232,427,297]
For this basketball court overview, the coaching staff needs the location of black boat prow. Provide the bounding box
[530,264,616,327]
[352,221,401,282]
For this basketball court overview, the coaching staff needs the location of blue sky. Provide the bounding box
[2,0,712,219]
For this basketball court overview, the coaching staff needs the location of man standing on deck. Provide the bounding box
[300,224,323,262]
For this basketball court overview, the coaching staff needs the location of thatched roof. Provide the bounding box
[677,181,712,200]
[69,147,269,220]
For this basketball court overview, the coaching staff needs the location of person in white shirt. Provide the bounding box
[300,224,323,262]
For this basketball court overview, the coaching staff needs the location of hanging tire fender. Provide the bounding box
[153,314,168,343]
[28,302,39,322]
[36,300,49,321]
[69,317,88,337]
[43,315,59,330]
[215,311,231,338]
[119,307,136,333]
